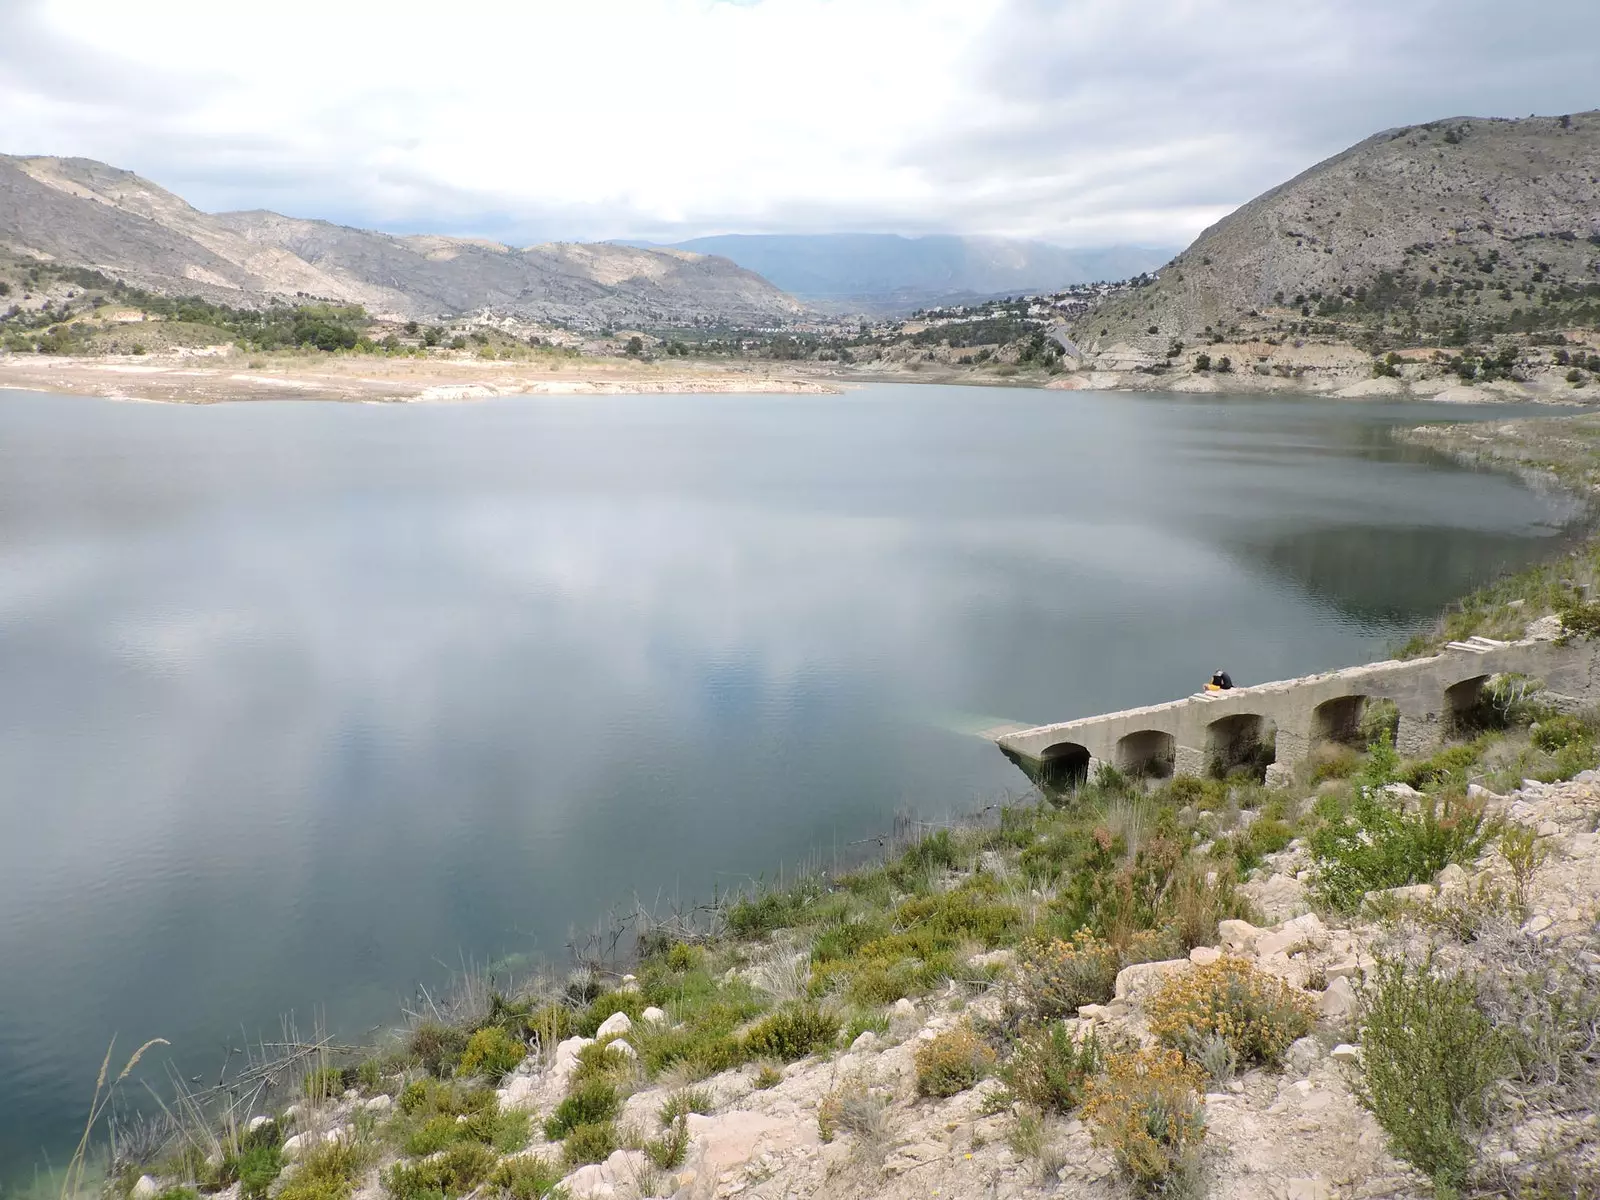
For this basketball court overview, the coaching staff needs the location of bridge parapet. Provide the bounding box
[995,637,1600,784]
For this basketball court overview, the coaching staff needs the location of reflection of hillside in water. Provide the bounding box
[1236,522,1589,628]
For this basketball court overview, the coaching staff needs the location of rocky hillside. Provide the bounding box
[1078,111,1600,353]
[108,630,1600,1200]
[0,156,805,327]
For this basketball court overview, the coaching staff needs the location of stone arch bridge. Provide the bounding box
[992,636,1600,787]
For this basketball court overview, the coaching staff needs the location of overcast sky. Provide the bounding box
[1,0,1596,248]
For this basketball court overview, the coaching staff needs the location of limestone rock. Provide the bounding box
[1330,1043,1362,1065]
[552,1035,595,1084]
[850,1031,878,1052]
[595,1011,633,1039]
[1114,958,1190,1002]
[1190,945,1222,966]
[1249,872,1310,923]
[281,1133,309,1160]
[1286,1036,1323,1077]
[1526,614,1563,641]
[497,1073,537,1110]
[1319,975,1358,1021]
[132,1177,160,1200]
[641,1006,667,1025]
[246,1115,271,1133]
[607,1039,637,1059]
[1283,1176,1332,1200]
[1218,919,1262,952]
[362,1093,392,1113]
[1436,863,1468,888]
[891,998,916,1018]
[1256,913,1326,958]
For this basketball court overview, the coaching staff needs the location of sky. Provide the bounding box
[1,0,1597,249]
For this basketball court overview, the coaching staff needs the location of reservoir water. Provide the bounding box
[0,383,1584,1178]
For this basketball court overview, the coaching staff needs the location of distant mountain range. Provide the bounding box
[0,156,804,327]
[632,234,1178,310]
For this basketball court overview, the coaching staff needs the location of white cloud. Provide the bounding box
[2,0,1597,246]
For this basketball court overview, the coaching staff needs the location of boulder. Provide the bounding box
[641,1006,667,1025]
[890,998,916,1018]
[1189,946,1222,966]
[595,1011,633,1039]
[1285,1036,1323,1077]
[552,1035,595,1083]
[497,1073,537,1110]
[1256,913,1327,959]
[245,1115,272,1133]
[1248,873,1309,923]
[1114,958,1190,1003]
[280,1133,309,1160]
[607,1039,637,1059]
[362,1093,392,1113]
[1318,975,1358,1021]
[1217,919,1262,952]
[1330,1043,1361,1065]
[1436,863,1468,888]
[850,1031,878,1052]
[132,1177,160,1200]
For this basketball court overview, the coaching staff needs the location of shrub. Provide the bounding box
[914,1022,996,1097]
[818,1080,890,1146]
[279,1136,374,1200]
[561,1121,617,1168]
[645,1114,691,1170]
[997,1024,1102,1113]
[752,1063,783,1089]
[1310,787,1492,911]
[1357,955,1505,1194]
[1146,957,1316,1067]
[1016,931,1119,1019]
[740,1004,839,1061]
[381,1142,497,1200]
[543,1076,621,1140]
[659,1087,715,1125]
[1083,1048,1208,1190]
[458,1026,526,1079]
[237,1142,283,1200]
[1532,714,1590,752]
[408,1021,469,1076]
[486,1155,564,1200]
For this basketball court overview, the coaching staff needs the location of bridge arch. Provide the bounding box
[1206,713,1277,780]
[1444,674,1493,735]
[1116,729,1176,778]
[1311,694,1369,748]
[1039,741,1092,790]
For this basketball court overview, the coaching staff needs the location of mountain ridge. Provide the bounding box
[1075,111,1600,351]
[0,155,806,327]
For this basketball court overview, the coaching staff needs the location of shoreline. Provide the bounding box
[3,345,1594,407]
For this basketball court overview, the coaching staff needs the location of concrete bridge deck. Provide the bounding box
[994,636,1600,786]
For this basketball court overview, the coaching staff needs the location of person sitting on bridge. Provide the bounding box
[1207,669,1234,692]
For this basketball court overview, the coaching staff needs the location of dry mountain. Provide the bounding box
[1079,111,1600,351]
[0,155,804,327]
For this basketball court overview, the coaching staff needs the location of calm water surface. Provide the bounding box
[0,384,1584,1176]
